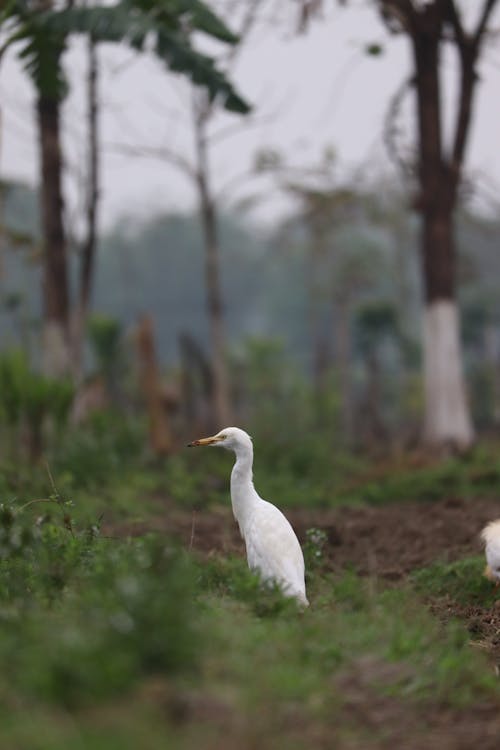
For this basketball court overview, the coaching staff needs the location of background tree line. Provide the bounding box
[0,0,499,454]
[2,172,500,449]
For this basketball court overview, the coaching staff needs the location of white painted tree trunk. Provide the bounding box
[423,299,474,448]
[42,320,72,379]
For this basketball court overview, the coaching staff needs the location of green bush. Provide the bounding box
[52,411,145,490]
[0,503,199,708]
[0,350,74,461]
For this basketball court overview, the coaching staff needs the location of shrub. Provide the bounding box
[0,503,199,707]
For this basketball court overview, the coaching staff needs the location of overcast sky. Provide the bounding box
[1,2,500,232]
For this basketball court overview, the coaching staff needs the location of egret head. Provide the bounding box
[188,426,252,452]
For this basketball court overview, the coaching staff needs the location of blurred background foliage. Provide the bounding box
[1,1,500,745]
[2,176,500,458]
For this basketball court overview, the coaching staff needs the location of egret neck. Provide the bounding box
[230,439,258,531]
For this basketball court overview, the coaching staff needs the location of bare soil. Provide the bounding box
[103,494,500,748]
[105,493,500,574]
[104,493,500,656]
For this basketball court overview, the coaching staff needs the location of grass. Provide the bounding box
[411,556,498,607]
[0,493,496,749]
[1,421,500,746]
[163,437,500,512]
[3,415,500,526]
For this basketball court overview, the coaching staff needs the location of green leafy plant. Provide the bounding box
[303,527,328,573]
[0,496,199,707]
[0,351,74,462]
[0,0,250,112]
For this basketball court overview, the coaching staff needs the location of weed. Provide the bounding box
[411,556,498,607]
[303,527,328,573]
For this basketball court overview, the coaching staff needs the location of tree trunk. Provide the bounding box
[73,35,100,381]
[421,208,473,448]
[135,315,172,456]
[37,95,71,377]
[0,111,4,281]
[199,190,231,427]
[307,240,330,395]
[423,298,473,448]
[194,111,231,428]
[178,331,214,434]
[362,348,387,447]
[334,297,353,444]
[412,13,474,449]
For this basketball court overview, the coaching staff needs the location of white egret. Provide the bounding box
[188,427,309,607]
[481,520,500,587]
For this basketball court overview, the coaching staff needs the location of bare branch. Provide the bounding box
[449,0,499,193]
[473,0,499,48]
[444,1,467,49]
[383,75,415,181]
[208,98,287,145]
[215,166,267,203]
[450,54,475,187]
[202,0,266,122]
[104,141,196,179]
[445,0,498,51]
[17,498,55,512]
[223,0,267,68]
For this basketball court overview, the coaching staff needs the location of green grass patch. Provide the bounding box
[3,418,500,522]
[173,438,500,511]
[411,555,498,607]
[0,495,496,748]
[197,559,497,708]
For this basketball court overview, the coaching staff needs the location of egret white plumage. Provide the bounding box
[188,427,308,607]
[481,520,500,586]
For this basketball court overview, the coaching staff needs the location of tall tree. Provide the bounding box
[36,2,70,376]
[0,0,249,376]
[192,90,232,426]
[108,1,264,428]
[72,30,99,380]
[301,0,498,448]
[375,0,498,449]
[255,148,379,441]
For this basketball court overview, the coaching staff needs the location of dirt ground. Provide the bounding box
[104,494,500,748]
[105,493,500,656]
[106,492,500,575]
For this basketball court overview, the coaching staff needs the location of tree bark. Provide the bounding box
[375,0,499,449]
[411,7,474,448]
[37,95,71,377]
[307,240,330,393]
[73,35,99,380]
[335,297,353,444]
[199,188,232,427]
[80,35,99,315]
[194,110,232,428]
[423,299,473,448]
[135,315,172,456]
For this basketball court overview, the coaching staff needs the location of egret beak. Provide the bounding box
[187,434,225,447]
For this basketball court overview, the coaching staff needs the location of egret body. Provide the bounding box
[481,520,500,586]
[188,427,308,606]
